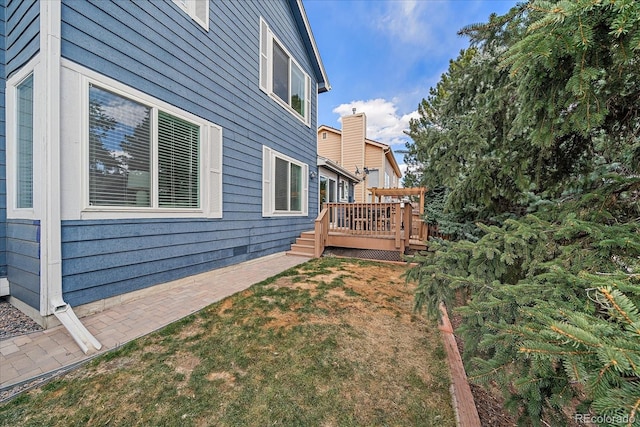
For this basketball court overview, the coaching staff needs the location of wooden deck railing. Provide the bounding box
[411,213,427,241]
[325,202,398,235]
[318,202,412,253]
[411,212,450,242]
[310,202,448,258]
[314,207,329,257]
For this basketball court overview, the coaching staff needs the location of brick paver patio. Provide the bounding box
[0,252,309,391]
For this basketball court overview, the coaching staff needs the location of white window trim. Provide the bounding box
[262,146,308,217]
[339,180,349,202]
[60,60,222,220]
[6,55,43,220]
[173,0,209,31]
[320,172,339,204]
[259,17,311,127]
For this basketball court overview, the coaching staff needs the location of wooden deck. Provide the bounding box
[286,202,432,258]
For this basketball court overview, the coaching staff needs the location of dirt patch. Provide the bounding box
[166,351,201,397]
[263,309,301,329]
[206,371,236,388]
[178,317,206,339]
[265,276,320,292]
[144,344,166,355]
[166,351,201,377]
[217,298,234,315]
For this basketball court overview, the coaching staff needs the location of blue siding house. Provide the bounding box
[1,0,329,352]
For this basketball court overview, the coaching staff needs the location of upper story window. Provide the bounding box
[259,17,311,126]
[174,0,209,31]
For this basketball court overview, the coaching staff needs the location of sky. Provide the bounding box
[303,0,519,174]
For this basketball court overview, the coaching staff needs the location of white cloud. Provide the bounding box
[376,0,424,46]
[332,98,420,183]
[100,95,150,129]
[332,98,419,147]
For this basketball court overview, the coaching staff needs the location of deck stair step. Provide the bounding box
[287,230,316,258]
[295,237,315,246]
[300,231,315,240]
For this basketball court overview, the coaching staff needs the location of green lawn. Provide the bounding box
[0,257,455,427]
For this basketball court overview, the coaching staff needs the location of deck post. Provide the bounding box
[314,208,329,257]
[403,203,412,252]
[394,203,402,249]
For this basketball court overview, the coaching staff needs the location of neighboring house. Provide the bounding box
[0,0,329,352]
[317,155,359,207]
[318,112,402,203]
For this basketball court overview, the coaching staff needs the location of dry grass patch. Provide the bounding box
[0,257,454,427]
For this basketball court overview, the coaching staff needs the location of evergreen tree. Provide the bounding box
[405,1,640,424]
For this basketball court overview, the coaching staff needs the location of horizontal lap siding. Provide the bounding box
[59,0,318,306]
[5,0,39,78]
[61,217,308,306]
[6,220,40,309]
[318,131,342,164]
[4,0,40,298]
[0,3,6,277]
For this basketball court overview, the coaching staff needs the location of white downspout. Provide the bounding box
[40,0,101,354]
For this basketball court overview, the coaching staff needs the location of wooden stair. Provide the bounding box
[286,230,316,258]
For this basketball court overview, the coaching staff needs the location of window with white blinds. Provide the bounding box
[87,83,221,215]
[16,74,34,209]
[158,111,199,208]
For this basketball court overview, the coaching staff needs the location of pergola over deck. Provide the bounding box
[369,187,427,215]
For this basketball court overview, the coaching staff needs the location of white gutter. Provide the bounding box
[40,0,101,354]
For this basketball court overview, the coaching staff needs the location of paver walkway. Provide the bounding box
[0,252,309,391]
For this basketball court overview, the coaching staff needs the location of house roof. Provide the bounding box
[291,0,331,93]
[317,125,403,179]
[317,156,360,183]
[382,146,403,179]
[318,124,340,134]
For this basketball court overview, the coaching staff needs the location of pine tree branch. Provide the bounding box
[594,272,640,277]
[629,397,640,427]
[550,325,602,348]
[599,287,636,325]
[519,347,594,356]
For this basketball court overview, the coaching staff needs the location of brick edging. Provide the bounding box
[439,302,481,427]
